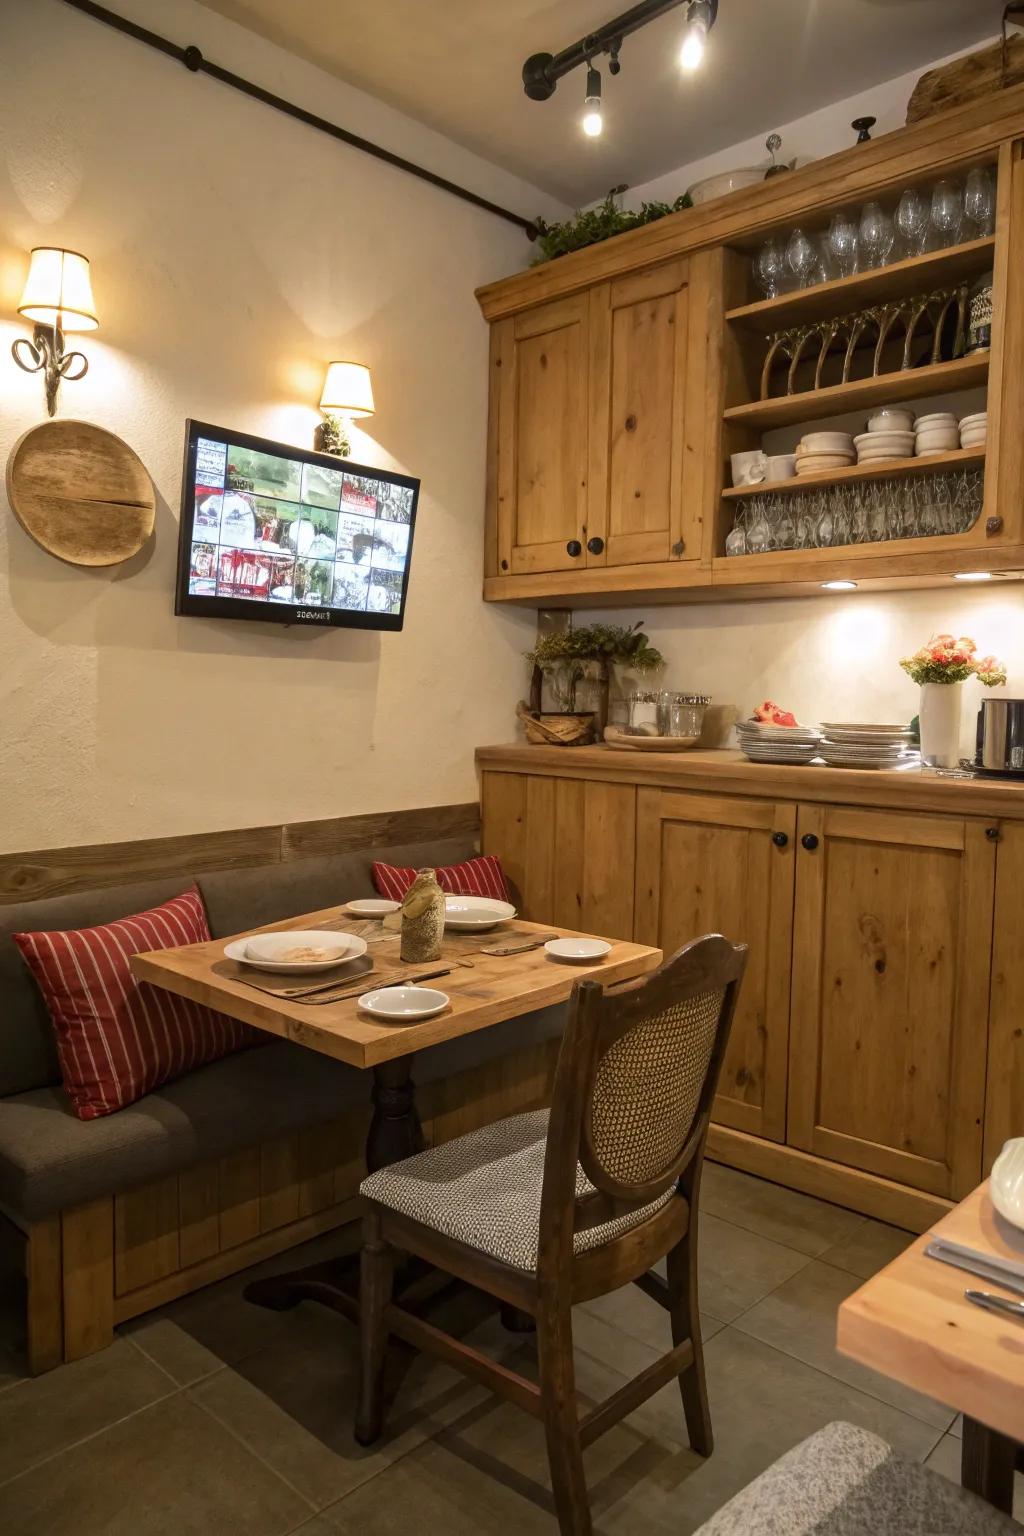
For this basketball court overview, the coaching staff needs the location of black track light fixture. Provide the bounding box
[582,65,603,137]
[522,0,718,105]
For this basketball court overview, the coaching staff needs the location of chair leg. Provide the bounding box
[536,1298,591,1536]
[355,1211,393,1447]
[666,1221,713,1457]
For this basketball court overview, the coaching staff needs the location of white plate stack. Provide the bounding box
[818,722,919,770]
[736,721,822,765]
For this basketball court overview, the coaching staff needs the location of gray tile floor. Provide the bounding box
[0,1164,1014,1534]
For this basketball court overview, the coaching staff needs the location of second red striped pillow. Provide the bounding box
[13,886,253,1120]
[372,855,510,904]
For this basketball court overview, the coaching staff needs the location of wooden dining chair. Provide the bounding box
[355,932,748,1536]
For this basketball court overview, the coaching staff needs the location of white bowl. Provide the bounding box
[960,426,987,447]
[443,895,516,931]
[915,412,957,429]
[686,167,765,205]
[794,454,856,474]
[544,937,612,964]
[344,898,401,917]
[229,930,367,974]
[991,1137,1024,1230]
[959,411,988,430]
[764,454,797,482]
[916,427,960,454]
[800,432,854,454]
[854,431,915,456]
[357,985,449,1021]
[868,408,915,433]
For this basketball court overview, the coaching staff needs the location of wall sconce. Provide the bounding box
[318,361,374,457]
[12,248,98,417]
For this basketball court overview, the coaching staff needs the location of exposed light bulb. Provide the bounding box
[581,64,603,137]
[681,1,711,71]
[582,100,603,137]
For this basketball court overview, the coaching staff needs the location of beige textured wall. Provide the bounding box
[0,0,563,853]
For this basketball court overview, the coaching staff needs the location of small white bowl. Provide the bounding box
[854,430,915,453]
[357,985,450,1021]
[959,411,988,430]
[544,937,612,964]
[916,426,960,454]
[345,899,401,917]
[868,408,915,433]
[443,896,516,931]
[915,412,957,429]
[960,428,987,448]
[800,431,854,454]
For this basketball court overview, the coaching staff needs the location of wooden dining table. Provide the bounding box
[837,1180,1024,1514]
[131,905,661,1321]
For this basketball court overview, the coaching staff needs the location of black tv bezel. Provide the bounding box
[174,419,420,632]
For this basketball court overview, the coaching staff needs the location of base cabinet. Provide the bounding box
[634,787,795,1143]
[788,805,994,1200]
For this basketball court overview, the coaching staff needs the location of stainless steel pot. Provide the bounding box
[976,698,1024,774]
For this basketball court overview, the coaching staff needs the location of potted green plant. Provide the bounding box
[522,622,664,742]
[531,189,693,264]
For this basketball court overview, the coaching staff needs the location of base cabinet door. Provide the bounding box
[480,770,636,939]
[634,788,795,1142]
[788,805,995,1200]
[983,819,1024,1170]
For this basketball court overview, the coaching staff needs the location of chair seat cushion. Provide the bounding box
[12,886,253,1120]
[692,1421,1018,1535]
[360,1107,674,1272]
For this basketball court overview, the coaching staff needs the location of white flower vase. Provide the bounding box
[918,681,964,768]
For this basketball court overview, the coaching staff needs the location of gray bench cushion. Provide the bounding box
[693,1421,1017,1535]
[0,1002,566,1223]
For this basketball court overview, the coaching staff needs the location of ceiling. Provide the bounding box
[195,0,1004,207]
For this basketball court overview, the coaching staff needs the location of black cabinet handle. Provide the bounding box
[986,826,1001,842]
[566,539,582,557]
[587,536,605,555]
[801,833,819,851]
[772,831,789,848]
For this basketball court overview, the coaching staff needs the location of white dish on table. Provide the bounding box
[544,937,611,964]
[344,898,401,917]
[991,1137,1024,1230]
[443,895,516,931]
[227,930,368,974]
[357,985,449,1021]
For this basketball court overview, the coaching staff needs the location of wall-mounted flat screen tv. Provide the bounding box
[174,420,420,631]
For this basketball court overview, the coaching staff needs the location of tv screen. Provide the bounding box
[174,420,419,630]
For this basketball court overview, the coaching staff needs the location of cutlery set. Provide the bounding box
[926,1236,1024,1322]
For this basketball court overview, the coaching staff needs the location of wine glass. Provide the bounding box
[753,238,786,298]
[827,212,859,278]
[964,167,995,237]
[930,179,963,248]
[858,201,894,269]
[747,497,770,554]
[895,188,929,256]
[725,508,747,557]
[786,227,817,289]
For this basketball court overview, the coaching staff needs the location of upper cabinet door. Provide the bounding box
[788,805,995,1200]
[587,259,693,567]
[494,294,590,576]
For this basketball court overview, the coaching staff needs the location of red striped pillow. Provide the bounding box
[13,886,253,1120]
[372,856,510,903]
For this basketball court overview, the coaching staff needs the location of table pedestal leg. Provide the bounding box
[961,1416,1017,1514]
[245,1053,421,1316]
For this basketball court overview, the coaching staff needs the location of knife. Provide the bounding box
[965,1289,1024,1322]
[925,1238,1024,1298]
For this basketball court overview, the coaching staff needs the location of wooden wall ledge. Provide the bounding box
[476,83,1024,320]
[476,744,1024,820]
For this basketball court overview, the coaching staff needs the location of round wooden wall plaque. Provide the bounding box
[6,419,156,567]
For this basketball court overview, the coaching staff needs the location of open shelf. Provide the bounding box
[722,353,989,431]
[726,238,995,334]
[722,445,985,498]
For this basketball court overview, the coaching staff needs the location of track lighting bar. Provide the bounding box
[523,0,717,101]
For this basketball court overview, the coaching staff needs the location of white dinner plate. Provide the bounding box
[991,1138,1024,1230]
[225,930,368,974]
[443,895,517,931]
[544,937,612,964]
[357,985,450,1021]
[344,899,401,917]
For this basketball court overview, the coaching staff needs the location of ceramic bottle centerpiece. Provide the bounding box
[400,868,446,962]
[900,634,1007,768]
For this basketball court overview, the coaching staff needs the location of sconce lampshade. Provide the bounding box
[319,361,374,418]
[18,248,98,332]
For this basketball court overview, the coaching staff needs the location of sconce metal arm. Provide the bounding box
[12,325,89,417]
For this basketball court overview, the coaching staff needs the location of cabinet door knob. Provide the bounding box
[625,414,638,432]
[986,825,1001,842]
[772,831,789,848]
[566,539,582,557]
[801,833,819,851]
[671,539,686,557]
[587,536,605,555]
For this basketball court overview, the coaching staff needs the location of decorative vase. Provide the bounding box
[400,868,446,962]
[918,681,963,768]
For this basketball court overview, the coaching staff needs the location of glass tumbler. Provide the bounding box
[658,692,711,740]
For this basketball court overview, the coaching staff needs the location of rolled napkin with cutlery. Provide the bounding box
[400,868,446,963]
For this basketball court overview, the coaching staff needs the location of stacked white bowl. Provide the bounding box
[794,431,855,476]
[853,407,915,465]
[960,410,987,448]
[915,412,959,455]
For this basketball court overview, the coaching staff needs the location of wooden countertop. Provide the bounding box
[476,744,1024,819]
